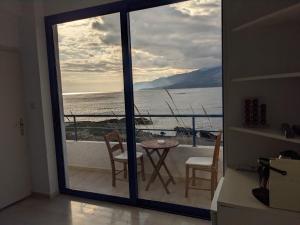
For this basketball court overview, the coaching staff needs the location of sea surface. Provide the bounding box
[63,87,223,131]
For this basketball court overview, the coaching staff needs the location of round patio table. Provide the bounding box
[141,139,179,194]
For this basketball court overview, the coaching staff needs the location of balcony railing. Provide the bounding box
[64,114,223,147]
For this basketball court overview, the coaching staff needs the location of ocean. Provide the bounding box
[63,87,223,132]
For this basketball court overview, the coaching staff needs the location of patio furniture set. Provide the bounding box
[104,131,222,199]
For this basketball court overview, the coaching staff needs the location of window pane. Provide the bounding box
[131,0,222,209]
[56,13,129,198]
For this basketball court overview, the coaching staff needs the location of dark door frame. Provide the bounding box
[45,0,223,220]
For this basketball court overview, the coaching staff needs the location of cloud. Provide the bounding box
[57,0,221,92]
[129,2,221,77]
[171,0,221,16]
[57,15,123,75]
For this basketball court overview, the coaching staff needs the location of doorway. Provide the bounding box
[46,0,222,219]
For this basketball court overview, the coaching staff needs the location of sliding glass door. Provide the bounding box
[46,0,222,218]
[54,13,130,198]
[131,0,222,209]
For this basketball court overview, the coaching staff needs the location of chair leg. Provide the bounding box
[185,165,189,198]
[214,172,218,190]
[211,170,216,200]
[140,156,146,181]
[192,168,196,186]
[112,167,116,187]
[124,162,127,179]
[213,170,218,191]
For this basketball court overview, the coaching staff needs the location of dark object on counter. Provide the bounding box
[292,125,300,135]
[252,157,287,206]
[258,158,287,176]
[257,158,287,189]
[257,158,270,188]
[281,123,295,138]
[252,187,269,206]
[279,150,300,160]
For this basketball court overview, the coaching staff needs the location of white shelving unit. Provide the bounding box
[229,127,300,144]
[224,0,300,168]
[232,72,300,82]
[221,1,300,223]
[233,2,300,32]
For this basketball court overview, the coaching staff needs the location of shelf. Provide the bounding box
[229,126,300,144]
[231,72,300,82]
[233,3,300,32]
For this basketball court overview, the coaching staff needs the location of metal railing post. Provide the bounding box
[73,115,78,141]
[192,116,196,147]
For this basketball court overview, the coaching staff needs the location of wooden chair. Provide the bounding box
[104,131,145,187]
[185,132,222,199]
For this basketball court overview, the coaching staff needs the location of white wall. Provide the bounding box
[0,0,23,49]
[66,141,222,178]
[0,0,31,206]
[18,1,58,196]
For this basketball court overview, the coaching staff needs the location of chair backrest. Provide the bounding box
[212,131,222,169]
[104,131,124,161]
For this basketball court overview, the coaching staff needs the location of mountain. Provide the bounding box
[134,66,222,90]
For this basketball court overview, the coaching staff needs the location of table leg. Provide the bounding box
[156,149,176,184]
[145,149,171,194]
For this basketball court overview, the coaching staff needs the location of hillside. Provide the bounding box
[134,66,222,90]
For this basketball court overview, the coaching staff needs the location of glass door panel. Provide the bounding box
[55,13,129,197]
[130,0,222,209]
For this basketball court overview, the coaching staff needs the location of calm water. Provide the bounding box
[63,87,223,131]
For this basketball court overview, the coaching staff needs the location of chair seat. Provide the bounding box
[185,157,213,167]
[114,151,143,161]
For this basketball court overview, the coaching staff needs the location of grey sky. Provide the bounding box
[57,0,221,93]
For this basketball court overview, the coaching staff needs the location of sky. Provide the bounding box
[57,0,221,94]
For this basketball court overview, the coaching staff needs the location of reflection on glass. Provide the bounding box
[131,0,222,209]
[57,13,129,197]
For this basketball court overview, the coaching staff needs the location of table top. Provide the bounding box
[140,139,179,150]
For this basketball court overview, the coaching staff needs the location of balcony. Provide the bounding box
[64,114,223,209]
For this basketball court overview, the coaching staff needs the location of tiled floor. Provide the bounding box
[0,195,211,225]
[68,167,222,209]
